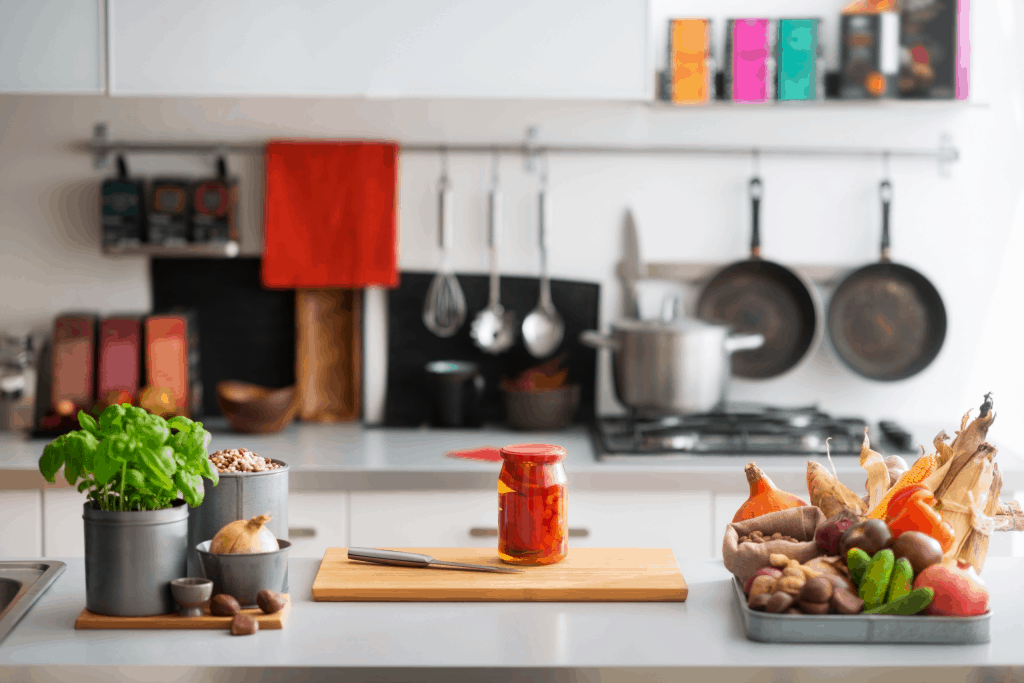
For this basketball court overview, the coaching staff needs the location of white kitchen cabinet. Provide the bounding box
[349,491,499,548]
[350,490,713,559]
[109,0,648,100]
[0,0,103,93]
[288,491,349,558]
[712,493,748,560]
[42,488,85,557]
[0,490,42,558]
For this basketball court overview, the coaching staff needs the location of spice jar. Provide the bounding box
[498,443,568,565]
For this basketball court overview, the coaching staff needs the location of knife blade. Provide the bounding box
[346,547,523,574]
[621,210,644,319]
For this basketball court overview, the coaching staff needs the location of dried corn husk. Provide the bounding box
[937,444,997,572]
[937,400,996,498]
[860,430,889,510]
[933,431,955,467]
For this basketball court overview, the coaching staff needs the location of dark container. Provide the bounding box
[425,361,484,427]
[186,460,290,588]
[148,179,191,245]
[192,158,238,243]
[83,500,189,616]
[196,539,291,608]
[101,156,145,248]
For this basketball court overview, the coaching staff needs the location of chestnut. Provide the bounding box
[257,589,287,614]
[231,613,259,636]
[210,594,241,616]
[838,519,893,559]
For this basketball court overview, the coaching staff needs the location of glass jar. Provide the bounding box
[497,443,568,565]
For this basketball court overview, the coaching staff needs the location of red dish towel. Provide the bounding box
[262,140,399,289]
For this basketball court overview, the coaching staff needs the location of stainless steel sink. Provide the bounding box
[0,562,66,646]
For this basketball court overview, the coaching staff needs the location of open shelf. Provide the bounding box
[102,241,240,258]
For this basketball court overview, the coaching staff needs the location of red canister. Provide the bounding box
[497,443,568,565]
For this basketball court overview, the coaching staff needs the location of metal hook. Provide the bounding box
[751,148,761,177]
[490,149,500,187]
[882,150,891,182]
[539,152,549,189]
[524,126,539,173]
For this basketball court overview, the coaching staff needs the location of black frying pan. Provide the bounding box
[697,178,820,379]
[828,181,947,381]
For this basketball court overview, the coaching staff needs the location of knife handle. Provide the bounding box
[347,547,433,568]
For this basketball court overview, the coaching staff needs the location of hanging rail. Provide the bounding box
[82,123,959,170]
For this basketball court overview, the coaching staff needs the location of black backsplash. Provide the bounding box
[150,258,296,416]
[385,271,600,427]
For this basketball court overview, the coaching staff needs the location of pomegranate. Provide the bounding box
[744,567,783,595]
[914,560,989,616]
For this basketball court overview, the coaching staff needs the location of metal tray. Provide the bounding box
[732,577,990,644]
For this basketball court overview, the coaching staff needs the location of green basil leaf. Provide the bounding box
[132,411,170,449]
[77,479,91,492]
[92,436,127,486]
[124,468,148,494]
[201,456,219,486]
[98,403,126,434]
[174,470,203,507]
[136,448,173,490]
[166,416,194,434]
[39,439,67,483]
[77,411,100,438]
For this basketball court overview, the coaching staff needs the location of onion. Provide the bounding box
[210,514,279,554]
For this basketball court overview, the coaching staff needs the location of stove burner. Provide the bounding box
[594,403,911,459]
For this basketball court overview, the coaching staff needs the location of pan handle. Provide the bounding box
[749,177,763,259]
[579,330,622,352]
[724,333,765,354]
[879,180,892,262]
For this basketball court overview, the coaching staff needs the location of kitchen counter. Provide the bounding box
[1,557,1022,682]
[3,420,1024,495]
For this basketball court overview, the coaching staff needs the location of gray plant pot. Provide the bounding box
[186,460,290,588]
[83,499,189,616]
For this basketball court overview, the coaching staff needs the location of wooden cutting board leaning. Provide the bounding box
[311,548,687,602]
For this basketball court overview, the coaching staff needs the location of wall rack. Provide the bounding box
[83,123,959,174]
[102,241,240,258]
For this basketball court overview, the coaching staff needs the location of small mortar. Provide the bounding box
[170,578,213,618]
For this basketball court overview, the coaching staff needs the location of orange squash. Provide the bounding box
[733,462,808,523]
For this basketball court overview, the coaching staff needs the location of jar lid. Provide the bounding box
[500,443,566,464]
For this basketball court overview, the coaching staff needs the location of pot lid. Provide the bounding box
[611,316,730,334]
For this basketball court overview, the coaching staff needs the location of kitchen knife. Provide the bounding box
[621,210,644,319]
[347,548,523,574]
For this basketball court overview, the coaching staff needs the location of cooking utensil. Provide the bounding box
[424,360,484,427]
[470,159,517,354]
[313,547,687,601]
[580,310,764,416]
[620,210,644,318]
[347,547,523,574]
[522,178,564,358]
[423,167,467,338]
[696,177,821,379]
[827,180,947,380]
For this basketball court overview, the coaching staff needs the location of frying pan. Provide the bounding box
[827,181,946,381]
[697,178,821,379]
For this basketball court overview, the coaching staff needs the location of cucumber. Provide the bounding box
[858,549,895,610]
[864,587,935,615]
[846,548,872,586]
[886,558,914,603]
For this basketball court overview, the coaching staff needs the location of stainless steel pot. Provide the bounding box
[580,317,764,415]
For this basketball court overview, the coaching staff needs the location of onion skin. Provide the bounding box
[210,513,279,554]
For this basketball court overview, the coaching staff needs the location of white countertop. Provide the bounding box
[1,556,1022,681]
[3,420,1023,495]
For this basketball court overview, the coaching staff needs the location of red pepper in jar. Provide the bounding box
[498,444,568,565]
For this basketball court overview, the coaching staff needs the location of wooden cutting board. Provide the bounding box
[311,548,687,602]
[74,595,291,630]
[295,289,361,422]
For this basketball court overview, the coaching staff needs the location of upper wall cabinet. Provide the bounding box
[108,0,649,100]
[0,0,102,93]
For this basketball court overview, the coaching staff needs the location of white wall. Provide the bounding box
[0,1,1021,436]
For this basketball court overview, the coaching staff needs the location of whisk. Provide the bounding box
[423,160,466,338]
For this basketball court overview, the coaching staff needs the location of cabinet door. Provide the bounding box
[349,491,498,548]
[42,489,85,557]
[0,0,102,93]
[288,491,349,559]
[0,491,42,558]
[109,0,647,99]
[350,490,713,559]
[569,490,712,560]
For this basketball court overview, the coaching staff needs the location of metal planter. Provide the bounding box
[83,500,189,617]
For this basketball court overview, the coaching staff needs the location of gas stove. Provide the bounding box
[593,404,915,461]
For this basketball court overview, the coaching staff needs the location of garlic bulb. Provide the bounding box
[210,514,279,554]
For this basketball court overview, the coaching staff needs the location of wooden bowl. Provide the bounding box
[216,381,298,434]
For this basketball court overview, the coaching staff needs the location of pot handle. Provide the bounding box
[724,333,765,354]
[579,330,622,352]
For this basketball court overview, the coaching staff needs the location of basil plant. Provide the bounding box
[39,404,218,512]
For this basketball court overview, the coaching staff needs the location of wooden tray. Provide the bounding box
[312,548,687,602]
[74,594,291,630]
